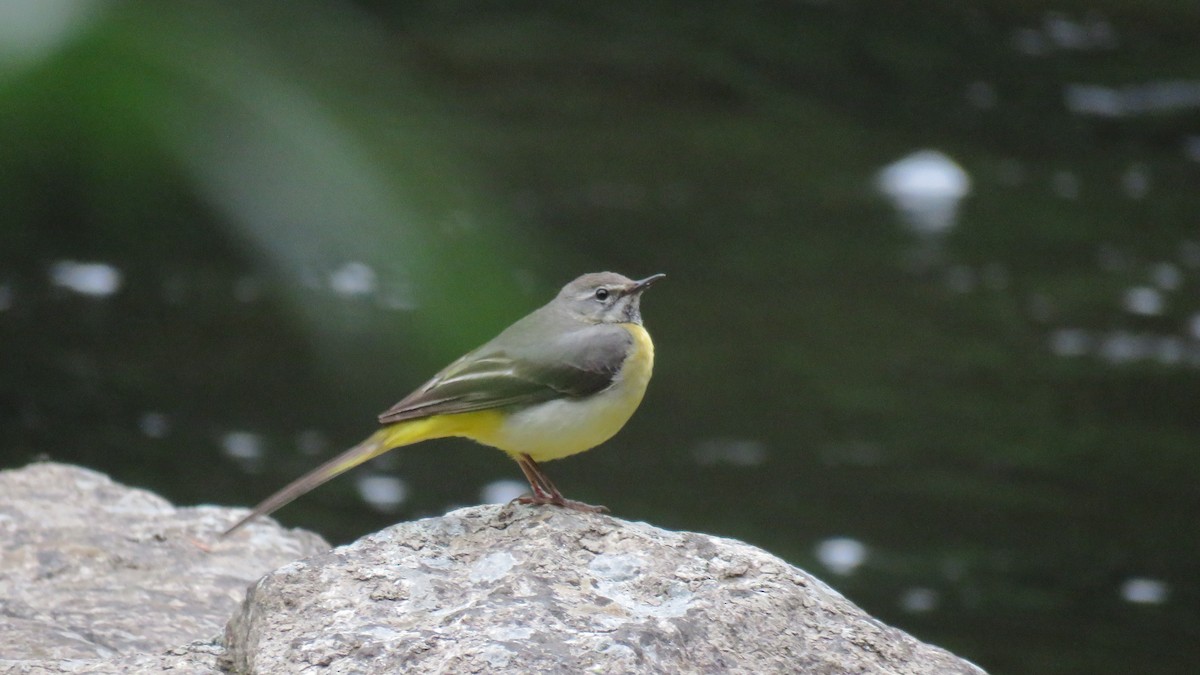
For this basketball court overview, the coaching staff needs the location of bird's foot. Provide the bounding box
[515,494,609,513]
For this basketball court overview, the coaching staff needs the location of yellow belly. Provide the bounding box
[468,323,654,462]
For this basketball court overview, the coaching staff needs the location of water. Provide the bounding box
[2,3,1198,673]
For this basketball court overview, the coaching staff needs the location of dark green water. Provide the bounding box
[2,3,1198,673]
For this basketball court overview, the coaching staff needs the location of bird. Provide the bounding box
[222,271,664,536]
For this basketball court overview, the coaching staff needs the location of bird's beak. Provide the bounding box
[629,273,666,294]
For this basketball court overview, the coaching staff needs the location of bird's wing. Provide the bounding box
[378,325,633,424]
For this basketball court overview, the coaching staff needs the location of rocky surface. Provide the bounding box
[0,462,327,673]
[1,462,987,674]
[225,505,986,674]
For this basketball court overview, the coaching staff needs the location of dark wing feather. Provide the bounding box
[378,325,632,424]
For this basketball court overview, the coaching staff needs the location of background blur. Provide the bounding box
[2,2,1197,673]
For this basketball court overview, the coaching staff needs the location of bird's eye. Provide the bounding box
[594,287,610,301]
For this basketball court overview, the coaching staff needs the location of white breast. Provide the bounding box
[491,324,654,462]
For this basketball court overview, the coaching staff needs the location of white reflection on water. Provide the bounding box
[221,430,265,473]
[900,587,939,614]
[356,474,408,513]
[1050,328,1090,357]
[876,150,971,236]
[1098,331,1148,365]
[1066,81,1200,117]
[1122,286,1163,316]
[49,260,122,297]
[815,537,867,576]
[1189,314,1200,341]
[1056,327,1200,368]
[480,479,527,504]
[1120,577,1169,605]
[329,261,377,297]
[139,412,170,439]
[1012,11,1117,57]
[1043,13,1088,50]
[1045,12,1117,51]
[691,438,768,467]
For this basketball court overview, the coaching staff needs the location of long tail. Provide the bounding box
[221,416,465,537]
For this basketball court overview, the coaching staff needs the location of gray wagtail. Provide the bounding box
[223,271,664,535]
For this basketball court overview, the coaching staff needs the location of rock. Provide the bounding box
[224,504,987,674]
[1,462,986,674]
[0,462,328,674]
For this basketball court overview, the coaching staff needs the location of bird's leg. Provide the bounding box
[515,454,557,501]
[514,454,608,513]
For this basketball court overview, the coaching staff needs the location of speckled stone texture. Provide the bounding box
[0,462,986,674]
[0,462,327,674]
[224,505,987,675]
